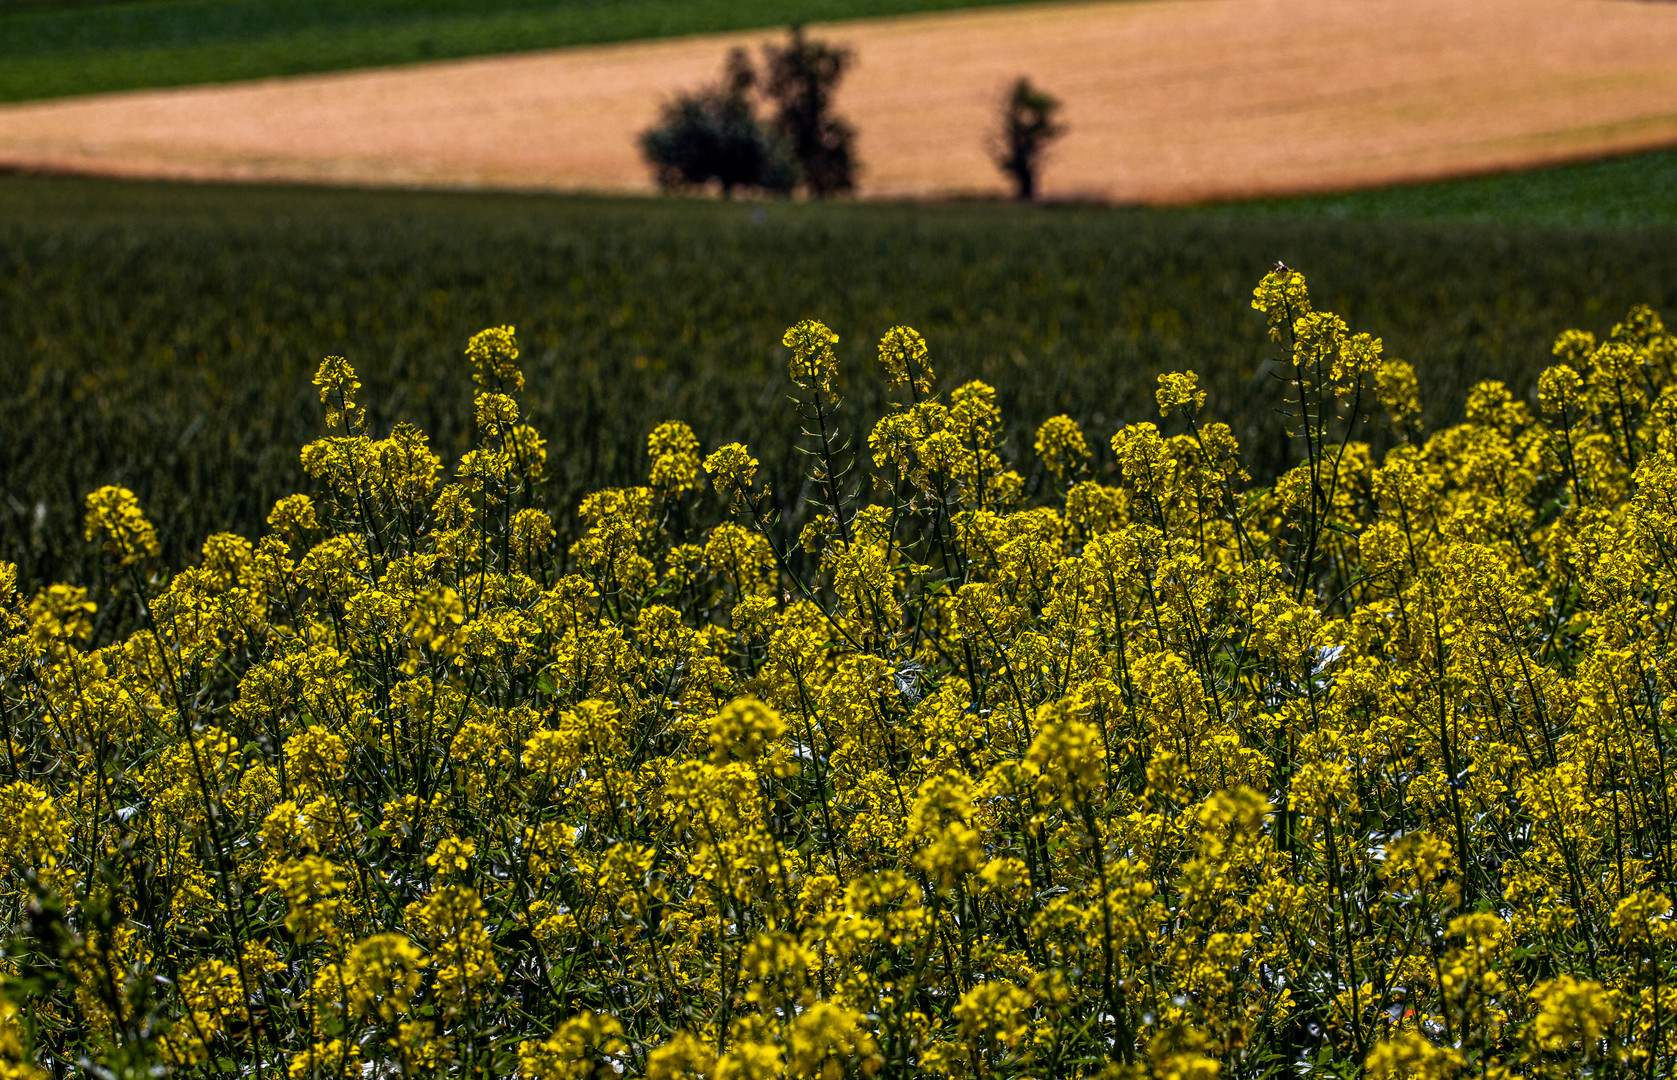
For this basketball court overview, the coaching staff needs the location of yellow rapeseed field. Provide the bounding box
[2,268,1675,1077]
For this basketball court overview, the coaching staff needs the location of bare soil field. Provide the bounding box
[2,0,1676,204]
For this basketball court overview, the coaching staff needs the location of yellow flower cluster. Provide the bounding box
[2,270,1675,1077]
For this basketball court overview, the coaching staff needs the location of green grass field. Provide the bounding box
[5,170,1676,597]
[0,0,1059,102]
[1220,147,1677,228]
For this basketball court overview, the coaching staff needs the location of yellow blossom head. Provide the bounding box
[1156,370,1207,420]
[1251,263,1312,342]
[704,442,760,506]
[1376,357,1421,425]
[1034,414,1091,482]
[646,1031,718,1080]
[267,493,317,542]
[427,835,476,879]
[343,933,427,1022]
[877,325,934,397]
[83,485,160,566]
[1538,363,1584,416]
[518,1013,625,1080]
[1552,328,1597,368]
[474,391,520,432]
[466,325,524,391]
[708,696,785,764]
[312,355,364,431]
[648,420,704,497]
[784,318,839,395]
[1364,1033,1463,1080]
[1528,974,1616,1056]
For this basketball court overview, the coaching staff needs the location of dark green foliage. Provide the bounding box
[761,26,858,197]
[643,27,859,198]
[641,49,797,197]
[995,76,1064,201]
[1213,147,1677,227]
[0,0,1062,103]
[3,174,1676,600]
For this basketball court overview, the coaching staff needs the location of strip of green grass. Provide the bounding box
[1220,147,1677,228]
[4,173,1675,593]
[0,0,1053,103]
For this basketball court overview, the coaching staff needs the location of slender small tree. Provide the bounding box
[995,76,1065,201]
[761,25,859,198]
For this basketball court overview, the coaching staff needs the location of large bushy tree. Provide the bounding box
[640,48,796,198]
[640,28,859,199]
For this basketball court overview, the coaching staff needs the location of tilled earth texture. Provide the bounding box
[2,0,1676,203]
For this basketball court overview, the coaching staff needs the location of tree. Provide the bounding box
[639,48,796,198]
[995,76,1065,201]
[761,26,859,198]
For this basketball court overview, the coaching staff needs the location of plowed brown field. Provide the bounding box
[4,0,1677,203]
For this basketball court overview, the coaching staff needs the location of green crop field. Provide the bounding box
[5,169,1677,600]
[1220,147,1677,229]
[0,0,1060,103]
